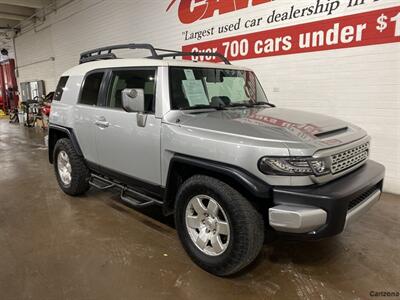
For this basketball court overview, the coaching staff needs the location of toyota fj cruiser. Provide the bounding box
[49,43,385,276]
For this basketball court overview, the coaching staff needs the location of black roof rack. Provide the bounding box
[79,43,231,65]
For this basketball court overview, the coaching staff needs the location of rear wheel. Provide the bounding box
[53,138,90,196]
[175,175,264,276]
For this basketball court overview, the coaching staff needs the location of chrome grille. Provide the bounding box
[331,142,369,174]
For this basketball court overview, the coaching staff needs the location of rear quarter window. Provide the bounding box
[79,72,104,106]
[53,76,69,101]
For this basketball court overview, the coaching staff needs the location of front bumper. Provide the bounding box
[269,160,385,240]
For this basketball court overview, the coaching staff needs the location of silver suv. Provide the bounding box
[49,43,385,276]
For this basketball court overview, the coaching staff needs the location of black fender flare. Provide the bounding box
[163,154,272,215]
[48,124,83,163]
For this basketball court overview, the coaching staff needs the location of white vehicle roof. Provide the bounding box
[62,58,252,77]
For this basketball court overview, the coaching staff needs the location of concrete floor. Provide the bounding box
[0,118,399,300]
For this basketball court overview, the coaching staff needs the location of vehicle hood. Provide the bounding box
[170,107,367,154]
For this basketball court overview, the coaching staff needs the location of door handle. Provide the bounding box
[95,119,110,128]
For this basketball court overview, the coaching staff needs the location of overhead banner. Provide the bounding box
[181,5,400,62]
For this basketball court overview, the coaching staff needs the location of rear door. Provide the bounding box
[93,67,162,187]
[74,71,106,165]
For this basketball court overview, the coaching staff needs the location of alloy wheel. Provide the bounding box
[57,150,72,186]
[185,195,230,256]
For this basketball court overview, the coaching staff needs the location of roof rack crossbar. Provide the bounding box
[80,53,117,64]
[79,43,231,65]
[79,43,159,64]
[156,50,231,65]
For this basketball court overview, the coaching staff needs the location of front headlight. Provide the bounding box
[258,157,330,176]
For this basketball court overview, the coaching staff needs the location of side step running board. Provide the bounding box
[89,174,163,208]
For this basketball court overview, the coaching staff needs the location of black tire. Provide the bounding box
[175,175,264,276]
[53,138,90,196]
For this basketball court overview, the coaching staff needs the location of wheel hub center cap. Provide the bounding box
[205,217,216,230]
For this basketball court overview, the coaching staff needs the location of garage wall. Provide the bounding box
[15,26,57,90]
[13,0,400,194]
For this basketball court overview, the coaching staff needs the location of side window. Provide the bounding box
[79,72,104,105]
[107,69,156,112]
[53,76,69,101]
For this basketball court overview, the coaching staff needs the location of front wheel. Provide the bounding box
[175,175,264,276]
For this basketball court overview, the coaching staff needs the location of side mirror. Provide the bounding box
[121,88,147,127]
[121,88,145,113]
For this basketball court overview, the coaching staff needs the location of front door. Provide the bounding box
[94,68,161,186]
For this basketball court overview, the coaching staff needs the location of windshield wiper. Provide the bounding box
[226,102,254,108]
[181,102,275,111]
[225,101,276,109]
[180,104,225,110]
[252,101,276,107]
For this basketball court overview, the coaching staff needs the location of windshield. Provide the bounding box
[169,67,269,110]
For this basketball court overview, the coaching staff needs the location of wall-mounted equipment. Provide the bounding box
[20,80,46,102]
